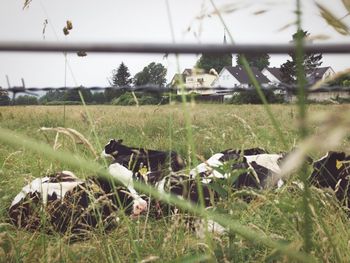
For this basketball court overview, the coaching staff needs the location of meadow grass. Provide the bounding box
[1,104,350,262]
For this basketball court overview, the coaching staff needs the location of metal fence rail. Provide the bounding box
[1,41,349,97]
[0,41,350,54]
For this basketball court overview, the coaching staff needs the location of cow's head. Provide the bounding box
[310,151,346,188]
[108,162,148,217]
[131,197,148,218]
[102,139,133,159]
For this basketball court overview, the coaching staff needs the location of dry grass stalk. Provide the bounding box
[53,132,61,151]
[316,3,349,35]
[131,91,139,107]
[1,151,22,169]
[39,127,99,159]
[231,114,257,140]
[140,256,160,263]
[161,213,181,249]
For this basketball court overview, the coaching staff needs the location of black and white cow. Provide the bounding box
[146,148,286,219]
[102,139,185,184]
[149,148,289,235]
[310,151,350,208]
[9,169,147,237]
[189,148,285,190]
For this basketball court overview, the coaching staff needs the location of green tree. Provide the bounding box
[64,87,92,102]
[105,62,132,102]
[15,95,38,105]
[0,88,11,106]
[236,53,270,71]
[91,92,106,104]
[112,62,132,87]
[133,62,167,87]
[280,30,323,84]
[230,89,283,104]
[195,53,232,73]
[39,90,65,104]
[328,73,350,87]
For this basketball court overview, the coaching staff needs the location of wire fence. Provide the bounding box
[1,41,349,98]
[3,85,350,96]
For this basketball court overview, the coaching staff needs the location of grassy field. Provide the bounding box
[1,104,350,262]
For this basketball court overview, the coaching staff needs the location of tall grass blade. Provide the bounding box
[0,127,315,262]
[296,0,313,253]
[208,0,288,149]
[342,0,350,13]
[316,2,349,35]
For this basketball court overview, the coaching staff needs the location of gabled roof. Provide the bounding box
[183,68,193,76]
[264,67,284,82]
[264,66,334,83]
[311,67,333,81]
[170,73,185,85]
[303,66,333,84]
[224,66,270,84]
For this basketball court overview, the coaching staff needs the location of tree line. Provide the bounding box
[0,62,168,105]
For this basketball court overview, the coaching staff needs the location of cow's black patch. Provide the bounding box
[310,151,350,208]
[104,139,185,183]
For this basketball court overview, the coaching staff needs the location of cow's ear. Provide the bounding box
[117,139,123,144]
[104,139,114,149]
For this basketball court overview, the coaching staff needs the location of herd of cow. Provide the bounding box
[8,139,350,239]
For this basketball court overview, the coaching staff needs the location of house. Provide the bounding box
[262,66,335,85]
[212,66,270,88]
[261,67,284,85]
[307,66,335,83]
[262,66,339,99]
[170,68,218,95]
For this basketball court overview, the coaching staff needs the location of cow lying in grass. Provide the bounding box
[9,168,147,238]
[102,139,185,184]
[149,148,285,211]
[101,141,289,213]
[9,137,350,237]
[155,150,350,236]
[184,149,350,213]
[102,141,284,200]
[310,151,350,209]
[188,147,285,188]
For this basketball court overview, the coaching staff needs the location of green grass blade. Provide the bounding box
[295,0,313,253]
[0,127,315,263]
[208,0,288,149]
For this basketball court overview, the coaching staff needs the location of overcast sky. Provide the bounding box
[1,0,350,88]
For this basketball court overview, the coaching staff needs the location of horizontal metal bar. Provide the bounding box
[3,85,350,94]
[0,41,349,54]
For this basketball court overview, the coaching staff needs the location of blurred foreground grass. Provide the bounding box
[1,104,350,262]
